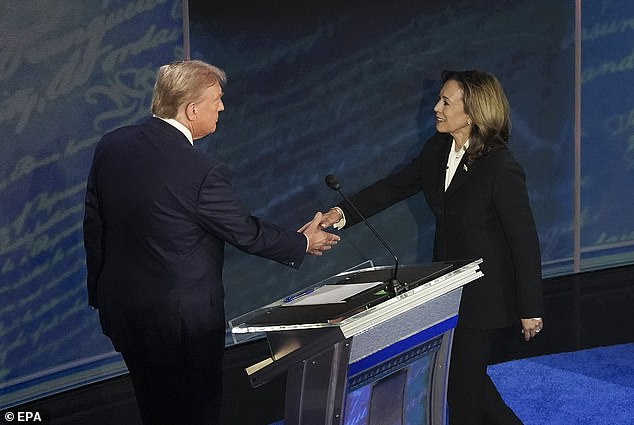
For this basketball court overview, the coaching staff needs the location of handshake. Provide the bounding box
[298,208,345,256]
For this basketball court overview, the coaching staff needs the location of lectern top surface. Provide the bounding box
[229,262,465,333]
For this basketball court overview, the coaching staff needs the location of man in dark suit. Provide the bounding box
[317,70,544,424]
[83,60,340,425]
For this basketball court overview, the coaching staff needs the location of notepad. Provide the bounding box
[282,282,382,306]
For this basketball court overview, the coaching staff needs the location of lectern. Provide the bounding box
[229,259,483,425]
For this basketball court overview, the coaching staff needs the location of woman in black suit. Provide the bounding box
[319,70,544,424]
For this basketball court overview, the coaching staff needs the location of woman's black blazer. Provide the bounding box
[338,132,544,330]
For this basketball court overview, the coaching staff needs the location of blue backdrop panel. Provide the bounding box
[1,0,633,412]
[580,1,634,269]
[0,0,184,408]
[189,0,577,323]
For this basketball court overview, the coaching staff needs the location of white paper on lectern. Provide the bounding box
[282,282,382,306]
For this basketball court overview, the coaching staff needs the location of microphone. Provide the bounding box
[325,174,406,296]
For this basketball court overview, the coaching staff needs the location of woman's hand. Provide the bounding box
[521,317,543,341]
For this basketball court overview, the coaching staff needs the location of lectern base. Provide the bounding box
[232,261,483,425]
[283,318,454,425]
[284,338,352,425]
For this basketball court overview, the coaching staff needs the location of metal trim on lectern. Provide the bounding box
[229,259,483,425]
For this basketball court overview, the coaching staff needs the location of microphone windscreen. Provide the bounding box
[325,174,341,191]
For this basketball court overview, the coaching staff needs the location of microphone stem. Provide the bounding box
[336,191,399,281]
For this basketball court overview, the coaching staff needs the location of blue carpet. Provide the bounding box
[489,343,634,425]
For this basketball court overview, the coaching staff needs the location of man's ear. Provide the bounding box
[184,102,196,121]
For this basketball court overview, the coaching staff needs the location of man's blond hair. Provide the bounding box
[151,60,226,119]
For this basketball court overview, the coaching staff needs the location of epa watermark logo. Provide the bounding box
[2,411,49,424]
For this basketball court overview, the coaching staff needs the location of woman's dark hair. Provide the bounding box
[442,70,511,164]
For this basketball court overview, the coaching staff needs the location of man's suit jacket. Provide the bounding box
[339,132,544,330]
[83,117,307,365]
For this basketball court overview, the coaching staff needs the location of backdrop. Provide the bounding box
[188,0,633,324]
[0,0,185,408]
[1,0,632,410]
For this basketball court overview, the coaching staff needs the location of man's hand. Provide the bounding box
[299,212,341,255]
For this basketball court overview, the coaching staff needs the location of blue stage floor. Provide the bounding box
[490,343,634,425]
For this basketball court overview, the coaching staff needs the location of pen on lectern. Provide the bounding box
[283,288,316,303]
